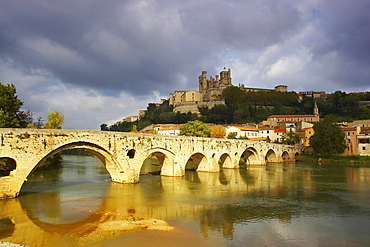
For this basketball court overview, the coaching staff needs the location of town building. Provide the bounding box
[225,126,260,139]
[297,127,314,147]
[267,102,320,123]
[342,126,370,156]
[155,124,181,136]
[258,126,275,142]
[274,126,287,143]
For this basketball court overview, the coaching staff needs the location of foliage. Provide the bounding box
[44,111,64,129]
[222,86,245,110]
[0,83,31,128]
[227,132,237,139]
[100,124,108,131]
[310,120,347,157]
[0,158,16,176]
[316,91,369,121]
[131,125,138,133]
[210,125,226,138]
[281,131,301,145]
[103,88,370,131]
[179,120,210,137]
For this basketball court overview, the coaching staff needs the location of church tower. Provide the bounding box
[314,101,319,117]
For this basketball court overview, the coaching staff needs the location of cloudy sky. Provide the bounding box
[1,0,369,129]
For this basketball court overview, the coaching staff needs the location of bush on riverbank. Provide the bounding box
[296,154,370,165]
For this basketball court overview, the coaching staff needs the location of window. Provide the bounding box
[363,147,366,150]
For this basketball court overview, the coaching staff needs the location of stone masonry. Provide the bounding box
[0,128,302,198]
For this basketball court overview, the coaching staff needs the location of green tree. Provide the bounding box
[44,111,64,129]
[281,131,301,145]
[179,120,210,137]
[310,120,347,157]
[222,86,245,110]
[227,132,237,139]
[131,125,138,133]
[0,83,29,128]
[100,124,108,131]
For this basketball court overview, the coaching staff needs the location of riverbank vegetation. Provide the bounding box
[296,154,370,165]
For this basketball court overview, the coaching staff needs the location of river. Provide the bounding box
[0,154,370,247]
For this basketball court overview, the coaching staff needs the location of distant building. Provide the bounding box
[123,116,139,122]
[298,91,327,101]
[239,84,288,93]
[267,102,320,123]
[169,68,288,115]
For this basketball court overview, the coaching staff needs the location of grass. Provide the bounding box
[296,154,370,165]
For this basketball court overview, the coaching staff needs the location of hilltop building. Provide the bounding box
[239,84,287,93]
[169,68,287,114]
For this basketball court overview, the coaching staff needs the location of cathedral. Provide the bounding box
[169,68,232,114]
[168,68,287,114]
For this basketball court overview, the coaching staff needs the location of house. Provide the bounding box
[258,126,276,142]
[225,126,260,139]
[274,126,286,142]
[297,127,314,147]
[341,126,370,156]
[155,124,181,136]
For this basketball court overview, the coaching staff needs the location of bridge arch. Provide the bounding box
[217,153,234,169]
[136,147,175,177]
[282,151,291,162]
[185,152,216,172]
[265,149,279,163]
[34,141,121,174]
[240,147,262,166]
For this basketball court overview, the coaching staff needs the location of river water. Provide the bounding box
[1,154,370,247]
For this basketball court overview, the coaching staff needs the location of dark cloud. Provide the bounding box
[0,0,369,129]
[0,0,304,96]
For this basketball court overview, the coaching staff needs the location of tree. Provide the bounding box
[100,124,108,131]
[222,86,245,111]
[0,83,28,128]
[44,111,64,129]
[227,132,237,139]
[131,125,138,133]
[281,131,301,145]
[310,120,347,157]
[179,120,210,137]
[210,125,226,138]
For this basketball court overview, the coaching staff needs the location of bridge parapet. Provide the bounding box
[0,128,302,198]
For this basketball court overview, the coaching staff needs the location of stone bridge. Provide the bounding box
[0,128,302,198]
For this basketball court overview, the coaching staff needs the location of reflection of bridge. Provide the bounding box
[0,166,315,246]
[0,128,302,198]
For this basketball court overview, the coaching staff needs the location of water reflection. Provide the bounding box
[0,155,369,247]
